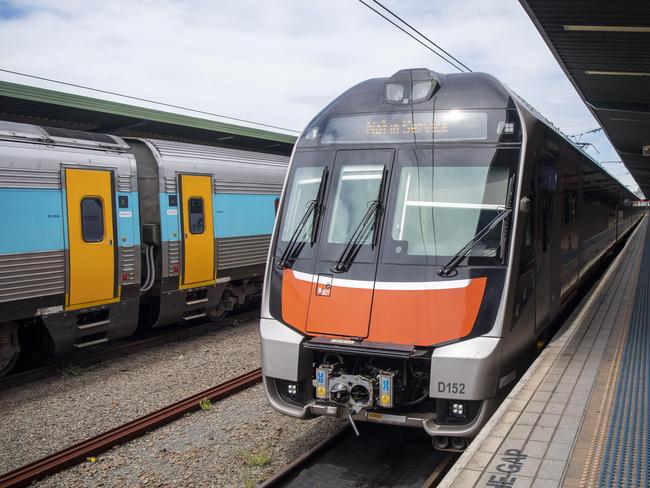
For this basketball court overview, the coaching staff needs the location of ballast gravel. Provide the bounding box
[37,384,343,487]
[0,318,343,486]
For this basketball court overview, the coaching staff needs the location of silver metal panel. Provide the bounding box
[119,245,138,285]
[141,139,288,195]
[117,172,133,192]
[217,234,271,270]
[167,240,181,277]
[0,121,129,151]
[0,250,65,303]
[0,138,136,187]
[0,167,61,189]
[260,317,310,381]
[429,337,502,401]
[151,139,287,167]
[214,180,283,195]
[163,176,177,194]
[0,121,49,141]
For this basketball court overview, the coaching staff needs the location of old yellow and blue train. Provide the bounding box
[0,121,287,375]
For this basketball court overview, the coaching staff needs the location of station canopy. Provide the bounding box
[0,80,296,155]
[520,0,650,197]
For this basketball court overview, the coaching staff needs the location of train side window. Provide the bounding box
[80,197,104,243]
[188,197,204,234]
[563,193,576,223]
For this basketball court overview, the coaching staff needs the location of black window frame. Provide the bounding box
[80,197,105,243]
[188,196,205,235]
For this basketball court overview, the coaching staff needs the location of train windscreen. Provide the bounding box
[389,165,510,258]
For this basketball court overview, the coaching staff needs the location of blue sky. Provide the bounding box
[0,0,640,194]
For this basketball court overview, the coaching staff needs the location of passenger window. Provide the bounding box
[188,197,204,234]
[81,197,104,243]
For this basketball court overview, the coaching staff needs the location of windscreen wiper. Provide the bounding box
[276,167,329,269]
[276,200,316,269]
[331,167,387,274]
[438,207,512,277]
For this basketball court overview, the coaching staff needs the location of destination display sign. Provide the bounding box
[319,110,488,144]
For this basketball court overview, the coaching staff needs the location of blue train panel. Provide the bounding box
[0,188,64,254]
[213,193,279,238]
[116,192,141,247]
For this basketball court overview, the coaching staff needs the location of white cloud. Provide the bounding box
[0,0,639,192]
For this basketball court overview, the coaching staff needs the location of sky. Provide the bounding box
[0,0,640,194]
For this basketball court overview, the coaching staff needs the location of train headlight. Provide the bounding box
[449,401,467,419]
[286,382,298,397]
[412,80,434,103]
[385,83,406,103]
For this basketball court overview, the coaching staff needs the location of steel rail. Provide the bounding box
[260,424,457,488]
[0,310,259,391]
[421,452,458,487]
[258,426,352,487]
[0,368,262,488]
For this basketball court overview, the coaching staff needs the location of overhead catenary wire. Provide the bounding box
[370,0,472,72]
[356,0,467,73]
[0,68,301,134]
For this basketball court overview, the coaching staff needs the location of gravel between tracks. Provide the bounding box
[0,318,342,485]
[36,384,343,487]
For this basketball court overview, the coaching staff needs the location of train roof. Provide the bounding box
[0,80,296,155]
[0,120,129,152]
[314,68,637,200]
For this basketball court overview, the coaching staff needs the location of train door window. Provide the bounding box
[80,197,104,243]
[188,197,205,234]
[327,164,384,245]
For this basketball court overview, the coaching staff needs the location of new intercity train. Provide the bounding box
[0,121,288,375]
[260,68,643,450]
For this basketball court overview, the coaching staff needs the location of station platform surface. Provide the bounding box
[440,216,649,488]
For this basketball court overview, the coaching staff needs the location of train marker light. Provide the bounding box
[412,80,434,103]
[449,401,467,419]
[315,366,331,399]
[385,83,406,103]
[378,372,395,408]
[286,382,298,397]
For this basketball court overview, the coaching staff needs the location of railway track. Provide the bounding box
[260,423,458,488]
[0,368,262,488]
[0,309,258,391]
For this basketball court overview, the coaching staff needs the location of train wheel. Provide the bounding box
[0,323,20,377]
[207,307,228,321]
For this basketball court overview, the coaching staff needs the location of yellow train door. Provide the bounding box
[179,174,215,288]
[65,168,117,309]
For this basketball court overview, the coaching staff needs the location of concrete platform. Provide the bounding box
[439,216,649,488]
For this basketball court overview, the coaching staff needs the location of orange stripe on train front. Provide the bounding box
[281,270,487,346]
[368,277,487,345]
